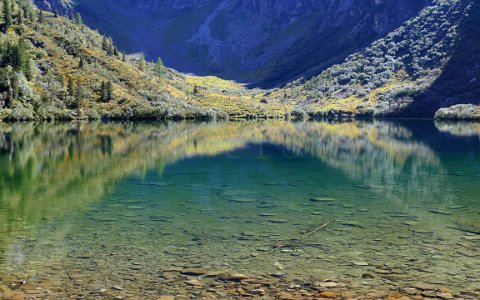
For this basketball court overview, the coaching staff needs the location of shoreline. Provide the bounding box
[0,270,477,300]
[1,114,480,123]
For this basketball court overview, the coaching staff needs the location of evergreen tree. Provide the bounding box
[11,73,19,99]
[78,57,84,69]
[0,67,13,108]
[106,80,113,101]
[17,7,23,25]
[75,12,82,25]
[27,6,34,23]
[24,58,33,81]
[57,74,66,100]
[138,54,146,72]
[101,37,115,55]
[100,80,113,102]
[54,10,58,18]
[67,77,75,97]
[3,0,12,29]
[22,5,29,21]
[6,40,27,71]
[38,9,44,23]
[107,37,114,55]
[101,36,108,52]
[155,57,165,77]
[75,77,82,115]
[100,81,105,101]
[18,39,28,71]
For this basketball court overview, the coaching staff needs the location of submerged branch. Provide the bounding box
[273,220,332,252]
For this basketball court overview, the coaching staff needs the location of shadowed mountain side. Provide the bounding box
[400,0,480,117]
[263,0,475,118]
[34,0,430,87]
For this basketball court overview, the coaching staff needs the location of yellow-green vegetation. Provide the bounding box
[184,75,285,118]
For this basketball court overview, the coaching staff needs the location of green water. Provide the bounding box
[0,120,479,297]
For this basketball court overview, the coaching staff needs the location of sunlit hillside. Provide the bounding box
[0,1,278,121]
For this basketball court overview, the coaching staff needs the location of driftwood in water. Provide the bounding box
[273,221,332,252]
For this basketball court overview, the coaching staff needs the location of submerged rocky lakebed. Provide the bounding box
[0,120,479,299]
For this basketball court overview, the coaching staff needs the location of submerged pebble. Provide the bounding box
[310,197,336,202]
[181,268,208,276]
[267,219,288,224]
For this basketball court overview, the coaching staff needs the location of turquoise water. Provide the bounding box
[0,120,479,298]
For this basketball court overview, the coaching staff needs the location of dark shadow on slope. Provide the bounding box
[400,0,480,117]
[35,0,430,89]
[253,17,379,89]
[256,0,430,88]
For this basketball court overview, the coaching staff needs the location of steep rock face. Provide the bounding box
[35,0,73,14]
[114,0,215,10]
[35,0,431,87]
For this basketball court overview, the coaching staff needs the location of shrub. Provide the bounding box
[435,104,480,120]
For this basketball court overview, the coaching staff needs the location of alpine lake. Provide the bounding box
[0,120,479,300]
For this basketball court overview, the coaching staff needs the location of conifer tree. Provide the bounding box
[18,39,28,71]
[6,40,27,71]
[68,77,75,97]
[22,4,29,21]
[17,7,23,25]
[102,36,108,52]
[100,81,106,101]
[155,57,165,77]
[11,73,19,99]
[100,80,113,102]
[107,37,114,55]
[3,0,12,29]
[24,58,33,81]
[138,54,146,72]
[106,80,113,101]
[75,77,82,115]
[28,6,34,23]
[38,9,44,23]
[75,12,82,25]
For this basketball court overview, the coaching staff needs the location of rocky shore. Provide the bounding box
[1,268,479,300]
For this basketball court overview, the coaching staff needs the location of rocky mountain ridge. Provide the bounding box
[34,0,431,87]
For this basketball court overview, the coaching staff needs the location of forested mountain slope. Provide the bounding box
[0,0,271,121]
[421,0,480,118]
[266,0,479,118]
[2,0,479,120]
[33,0,430,87]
